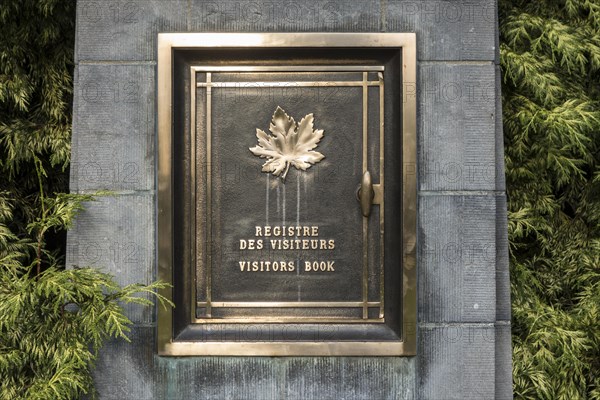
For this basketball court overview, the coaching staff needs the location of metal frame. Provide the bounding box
[192,66,384,324]
[157,33,416,356]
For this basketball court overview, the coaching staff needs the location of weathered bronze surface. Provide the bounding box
[194,66,383,324]
[157,33,416,356]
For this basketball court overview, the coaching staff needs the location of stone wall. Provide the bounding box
[68,1,512,398]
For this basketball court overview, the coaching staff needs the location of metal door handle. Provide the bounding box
[357,171,374,217]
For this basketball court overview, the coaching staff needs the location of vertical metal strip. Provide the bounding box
[362,72,369,319]
[379,73,385,319]
[206,72,212,317]
[190,68,197,321]
[156,34,174,354]
[402,36,418,354]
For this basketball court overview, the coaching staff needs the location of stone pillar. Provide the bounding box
[68,1,511,398]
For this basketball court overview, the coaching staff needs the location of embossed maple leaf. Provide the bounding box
[249,106,325,182]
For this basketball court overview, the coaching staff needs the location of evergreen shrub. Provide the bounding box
[500,0,600,398]
[0,2,170,398]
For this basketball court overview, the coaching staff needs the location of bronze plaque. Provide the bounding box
[157,33,416,356]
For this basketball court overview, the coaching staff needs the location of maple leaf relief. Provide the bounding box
[249,106,325,182]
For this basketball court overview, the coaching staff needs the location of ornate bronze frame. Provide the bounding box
[157,33,416,356]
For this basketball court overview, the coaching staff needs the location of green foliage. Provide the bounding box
[0,0,73,177]
[0,262,171,400]
[0,143,172,398]
[500,0,600,398]
[0,1,172,399]
[2,0,598,398]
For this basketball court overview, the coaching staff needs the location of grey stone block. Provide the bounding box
[153,356,415,400]
[71,64,154,191]
[494,0,500,65]
[495,64,506,191]
[69,1,512,398]
[92,326,157,400]
[418,324,495,399]
[155,356,282,399]
[93,332,417,400]
[190,0,381,32]
[95,335,416,400]
[66,194,155,323]
[386,0,497,61]
[284,358,415,400]
[495,323,513,400]
[418,195,497,323]
[75,0,187,62]
[419,63,497,191]
[495,195,511,322]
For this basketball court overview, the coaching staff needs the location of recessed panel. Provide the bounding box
[194,68,382,322]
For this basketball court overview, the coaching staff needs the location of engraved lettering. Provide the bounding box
[237,260,296,272]
[304,261,335,272]
[238,225,335,273]
[254,225,323,237]
[240,239,263,250]
[261,261,270,271]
